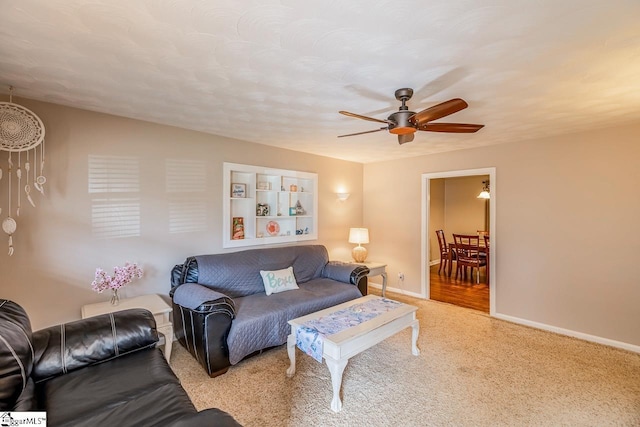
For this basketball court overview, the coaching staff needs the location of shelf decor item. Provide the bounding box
[231,183,246,198]
[266,221,280,236]
[256,203,269,216]
[91,262,144,306]
[232,217,245,240]
[348,228,370,263]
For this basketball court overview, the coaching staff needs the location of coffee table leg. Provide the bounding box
[411,320,420,356]
[286,333,296,377]
[325,356,348,412]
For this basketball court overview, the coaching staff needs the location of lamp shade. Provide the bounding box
[348,228,369,244]
[477,180,490,199]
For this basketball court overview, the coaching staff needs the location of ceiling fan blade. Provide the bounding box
[338,127,388,138]
[413,68,467,103]
[408,98,468,126]
[339,111,391,124]
[398,133,415,145]
[418,123,484,133]
[345,84,392,103]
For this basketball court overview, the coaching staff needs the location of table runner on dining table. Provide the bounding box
[295,298,403,362]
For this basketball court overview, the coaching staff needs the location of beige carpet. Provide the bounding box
[170,293,640,426]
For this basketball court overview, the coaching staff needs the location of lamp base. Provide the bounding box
[352,246,368,263]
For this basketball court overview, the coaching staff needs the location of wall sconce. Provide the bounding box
[348,227,369,262]
[336,192,350,202]
[477,181,490,199]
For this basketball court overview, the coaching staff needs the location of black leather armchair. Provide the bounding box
[0,299,241,427]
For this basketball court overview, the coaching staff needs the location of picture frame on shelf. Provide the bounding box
[256,203,270,216]
[231,183,246,198]
[232,217,244,240]
[289,207,297,216]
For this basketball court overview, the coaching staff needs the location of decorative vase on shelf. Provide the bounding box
[110,289,120,306]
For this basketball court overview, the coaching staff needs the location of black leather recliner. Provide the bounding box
[0,299,241,427]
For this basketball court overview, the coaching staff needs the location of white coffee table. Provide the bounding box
[286,295,419,412]
[81,294,173,363]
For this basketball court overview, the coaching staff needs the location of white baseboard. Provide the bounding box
[370,280,639,354]
[368,282,424,299]
[494,312,640,354]
[429,259,440,266]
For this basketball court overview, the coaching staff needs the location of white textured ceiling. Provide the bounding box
[1,0,639,163]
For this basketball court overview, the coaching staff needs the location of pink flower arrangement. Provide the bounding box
[91,262,143,293]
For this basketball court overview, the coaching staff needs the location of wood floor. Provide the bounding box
[429,263,489,313]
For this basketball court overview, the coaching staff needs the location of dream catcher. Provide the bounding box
[0,86,46,255]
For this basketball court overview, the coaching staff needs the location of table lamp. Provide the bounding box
[348,228,369,263]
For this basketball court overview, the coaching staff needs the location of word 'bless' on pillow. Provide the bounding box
[260,267,299,296]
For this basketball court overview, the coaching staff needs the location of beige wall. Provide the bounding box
[0,99,363,329]
[364,122,640,347]
[443,175,488,239]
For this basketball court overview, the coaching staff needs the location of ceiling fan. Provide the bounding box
[338,88,484,144]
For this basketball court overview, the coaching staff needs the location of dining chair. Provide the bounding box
[452,234,487,284]
[435,229,455,276]
[483,234,490,284]
[477,231,489,261]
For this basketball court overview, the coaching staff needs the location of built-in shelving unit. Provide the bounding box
[223,162,318,248]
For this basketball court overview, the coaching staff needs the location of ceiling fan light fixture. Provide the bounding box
[389,126,417,135]
[387,110,416,135]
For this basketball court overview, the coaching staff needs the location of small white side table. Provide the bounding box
[81,294,173,363]
[341,261,388,297]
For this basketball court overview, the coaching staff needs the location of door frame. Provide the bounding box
[420,167,496,316]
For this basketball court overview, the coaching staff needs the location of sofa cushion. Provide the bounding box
[260,267,299,296]
[193,245,329,298]
[227,279,362,364]
[0,300,34,411]
[38,348,196,427]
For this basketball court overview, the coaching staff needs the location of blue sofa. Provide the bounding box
[170,245,369,377]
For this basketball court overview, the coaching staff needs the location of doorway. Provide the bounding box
[421,168,496,316]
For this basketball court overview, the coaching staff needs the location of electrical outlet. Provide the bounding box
[398,272,404,281]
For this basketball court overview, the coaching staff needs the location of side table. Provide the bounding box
[81,294,173,363]
[341,260,388,297]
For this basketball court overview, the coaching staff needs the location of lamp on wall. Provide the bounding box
[477,181,490,199]
[336,192,350,202]
[348,227,369,263]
